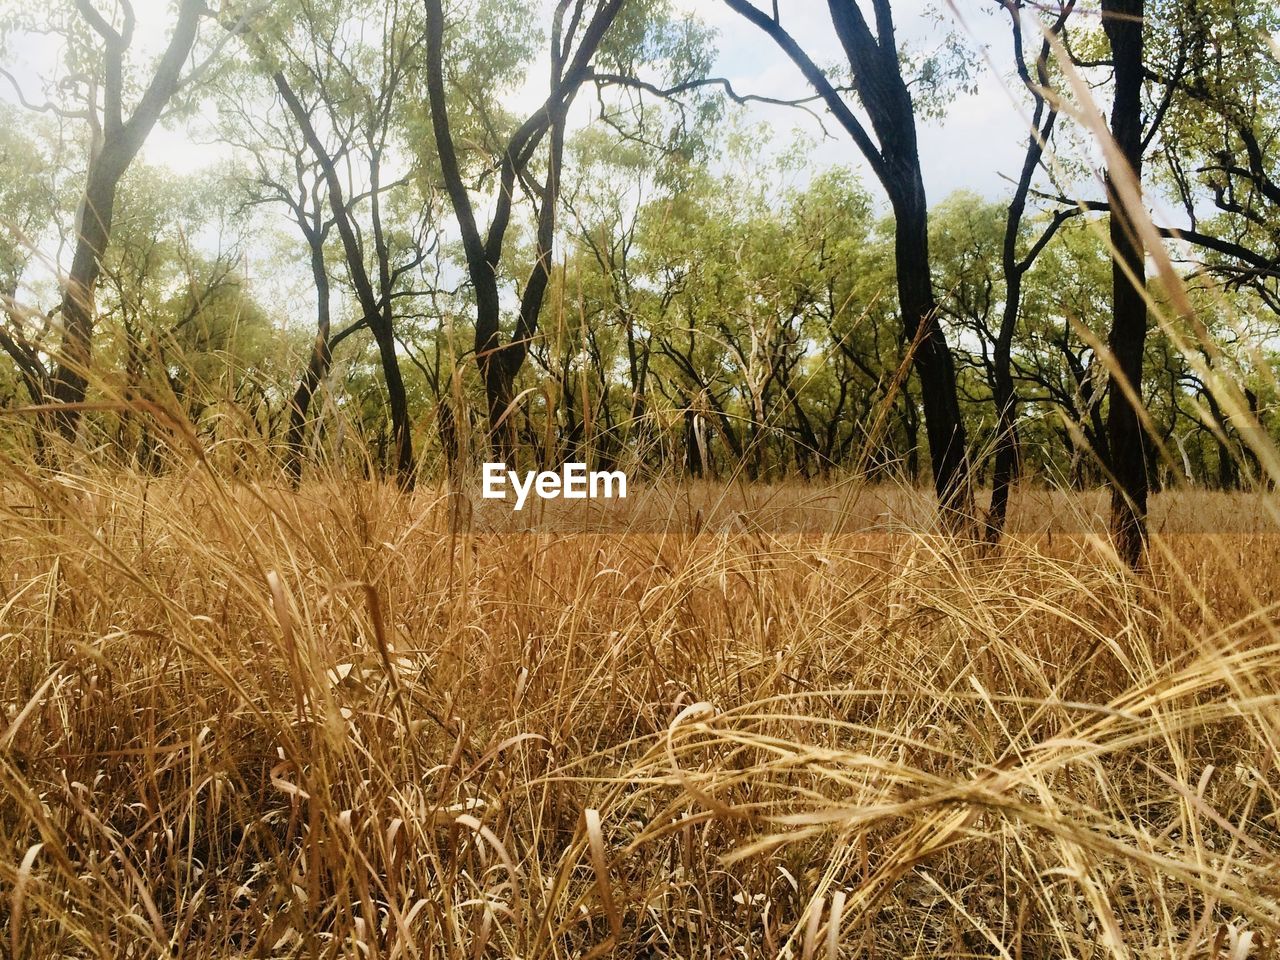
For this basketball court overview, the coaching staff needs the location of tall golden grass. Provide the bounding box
[3,5,1280,956]
[1,454,1278,957]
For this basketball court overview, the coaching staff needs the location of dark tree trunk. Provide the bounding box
[560,376,584,466]
[891,193,970,512]
[424,0,625,465]
[1201,387,1236,490]
[48,159,123,439]
[481,356,515,465]
[988,2,1075,542]
[1217,435,1236,490]
[1244,388,1263,487]
[783,378,821,477]
[370,316,414,482]
[623,310,648,441]
[44,0,204,441]
[476,101,568,467]
[1102,0,1149,566]
[724,0,974,521]
[284,242,332,484]
[827,0,972,518]
[1064,349,1113,473]
[274,72,415,488]
[902,387,920,483]
[988,343,1018,532]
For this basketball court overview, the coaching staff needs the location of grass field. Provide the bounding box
[2,468,1279,957]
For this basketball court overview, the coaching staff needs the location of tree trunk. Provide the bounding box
[1102,0,1149,566]
[988,2,1074,542]
[284,242,332,484]
[371,315,414,483]
[45,0,204,441]
[481,344,515,465]
[892,192,971,516]
[424,0,624,466]
[783,378,821,477]
[988,342,1018,537]
[436,398,460,481]
[46,158,124,440]
[902,387,920,483]
[1201,386,1237,490]
[274,72,415,488]
[725,0,976,519]
[824,0,972,521]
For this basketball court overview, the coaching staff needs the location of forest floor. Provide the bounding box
[2,472,1278,957]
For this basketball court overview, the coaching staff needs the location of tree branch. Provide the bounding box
[723,0,889,185]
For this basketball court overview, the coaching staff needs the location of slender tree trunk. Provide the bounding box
[46,159,123,440]
[826,0,973,521]
[902,388,920,483]
[783,378,821,477]
[1065,351,1113,473]
[371,313,414,483]
[423,0,624,466]
[1244,388,1263,487]
[436,398,460,480]
[724,0,975,521]
[1201,387,1236,490]
[367,149,415,488]
[274,72,415,488]
[481,349,515,465]
[989,334,1018,537]
[989,3,1074,542]
[892,192,971,516]
[480,92,569,466]
[623,310,643,424]
[560,374,583,465]
[285,243,332,484]
[45,0,204,442]
[1102,0,1149,566]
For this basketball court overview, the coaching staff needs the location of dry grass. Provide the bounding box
[460,478,1280,537]
[1,461,1277,959]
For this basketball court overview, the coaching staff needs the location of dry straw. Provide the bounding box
[1,5,1280,959]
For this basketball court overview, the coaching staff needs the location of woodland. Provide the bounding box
[6,4,1280,958]
[0,0,1277,561]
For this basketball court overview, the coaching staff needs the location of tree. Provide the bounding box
[722,0,973,521]
[986,0,1076,542]
[219,66,344,483]
[1045,0,1280,533]
[248,0,436,487]
[424,0,628,464]
[1101,0,1150,566]
[557,132,652,464]
[1,0,210,440]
